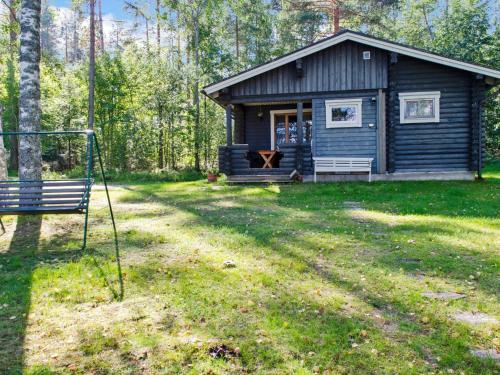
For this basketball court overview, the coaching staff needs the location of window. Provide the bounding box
[325,99,362,128]
[399,91,440,123]
[271,109,312,149]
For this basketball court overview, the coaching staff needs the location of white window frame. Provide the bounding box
[270,108,312,150]
[399,91,440,124]
[325,99,363,128]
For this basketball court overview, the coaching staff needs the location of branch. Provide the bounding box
[124,0,150,21]
[421,4,434,40]
[1,0,18,23]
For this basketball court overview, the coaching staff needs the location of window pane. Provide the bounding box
[405,99,434,118]
[304,114,312,143]
[275,115,286,145]
[331,106,357,122]
[288,115,298,144]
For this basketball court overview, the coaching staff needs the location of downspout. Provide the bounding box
[477,96,484,180]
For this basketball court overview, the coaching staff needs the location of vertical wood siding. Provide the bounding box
[230,41,388,97]
[388,55,472,172]
[312,92,378,172]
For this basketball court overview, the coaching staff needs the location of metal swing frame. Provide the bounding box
[0,130,118,251]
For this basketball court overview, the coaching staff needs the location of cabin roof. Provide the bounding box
[202,29,500,95]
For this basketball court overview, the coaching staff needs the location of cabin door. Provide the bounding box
[272,111,312,149]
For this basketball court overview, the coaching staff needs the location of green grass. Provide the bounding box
[0,164,499,374]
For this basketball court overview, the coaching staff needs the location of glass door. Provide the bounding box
[275,113,312,147]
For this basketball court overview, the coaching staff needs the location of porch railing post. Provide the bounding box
[297,102,303,144]
[226,104,233,147]
[296,102,304,173]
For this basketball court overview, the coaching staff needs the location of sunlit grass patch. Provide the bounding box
[1,163,499,374]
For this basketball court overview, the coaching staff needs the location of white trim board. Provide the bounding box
[399,91,441,124]
[325,98,363,128]
[270,109,312,150]
[204,31,500,95]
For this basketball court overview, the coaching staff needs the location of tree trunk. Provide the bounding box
[158,104,164,169]
[89,0,96,131]
[64,26,69,62]
[98,0,105,53]
[8,0,18,171]
[204,96,208,169]
[332,1,340,33]
[422,5,434,40]
[235,15,239,61]
[18,0,42,181]
[177,29,181,66]
[72,5,82,62]
[156,0,161,54]
[193,12,200,171]
[155,0,165,169]
[145,18,150,53]
[0,106,8,181]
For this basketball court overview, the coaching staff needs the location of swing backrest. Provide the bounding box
[0,179,92,214]
[0,130,94,215]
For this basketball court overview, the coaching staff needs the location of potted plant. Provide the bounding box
[207,168,218,183]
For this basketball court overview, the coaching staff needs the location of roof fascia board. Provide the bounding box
[204,33,351,94]
[352,34,500,80]
[204,32,500,95]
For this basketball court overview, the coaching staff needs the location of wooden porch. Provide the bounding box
[218,101,314,183]
[218,144,313,183]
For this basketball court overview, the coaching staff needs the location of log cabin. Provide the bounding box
[202,30,500,183]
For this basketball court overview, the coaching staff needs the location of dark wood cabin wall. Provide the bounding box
[233,104,246,144]
[230,41,388,97]
[312,91,378,172]
[388,55,473,172]
[470,79,486,171]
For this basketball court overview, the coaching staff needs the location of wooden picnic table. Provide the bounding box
[257,150,277,169]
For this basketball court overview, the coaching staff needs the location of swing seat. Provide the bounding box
[0,179,93,215]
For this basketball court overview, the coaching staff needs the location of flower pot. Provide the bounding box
[207,173,218,183]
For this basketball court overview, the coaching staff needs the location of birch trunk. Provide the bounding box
[89,0,95,130]
[8,0,18,171]
[18,0,42,181]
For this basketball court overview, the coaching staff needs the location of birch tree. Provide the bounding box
[18,0,42,181]
[5,0,19,170]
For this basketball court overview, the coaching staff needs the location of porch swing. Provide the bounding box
[0,130,118,250]
[0,0,119,251]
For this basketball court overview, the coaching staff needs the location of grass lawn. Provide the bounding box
[0,163,499,374]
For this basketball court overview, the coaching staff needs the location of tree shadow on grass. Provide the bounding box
[120,183,499,295]
[118,181,499,372]
[0,215,42,374]
[0,211,124,373]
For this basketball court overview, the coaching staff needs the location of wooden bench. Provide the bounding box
[0,179,92,215]
[313,157,374,182]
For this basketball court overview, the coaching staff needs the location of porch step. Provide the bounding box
[227,174,293,184]
[232,168,294,175]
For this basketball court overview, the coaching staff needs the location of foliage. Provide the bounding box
[0,0,498,171]
[484,86,499,158]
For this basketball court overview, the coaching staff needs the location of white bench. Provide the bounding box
[313,157,374,182]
